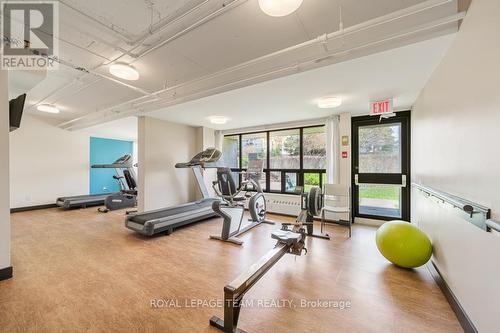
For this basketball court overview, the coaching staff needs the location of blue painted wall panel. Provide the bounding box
[89,137,133,195]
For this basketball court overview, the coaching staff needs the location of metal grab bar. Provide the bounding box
[412,183,490,218]
[412,183,492,231]
[486,219,500,233]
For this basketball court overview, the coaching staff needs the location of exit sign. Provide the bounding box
[370,99,393,115]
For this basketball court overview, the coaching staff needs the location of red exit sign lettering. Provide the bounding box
[370,99,393,115]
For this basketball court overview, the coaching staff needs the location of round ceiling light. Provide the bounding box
[317,96,342,109]
[209,116,229,125]
[109,63,140,81]
[37,104,60,114]
[258,0,303,17]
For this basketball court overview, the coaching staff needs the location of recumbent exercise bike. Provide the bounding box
[210,159,275,245]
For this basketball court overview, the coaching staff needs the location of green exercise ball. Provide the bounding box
[376,221,432,268]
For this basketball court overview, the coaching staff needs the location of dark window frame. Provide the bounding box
[224,125,327,195]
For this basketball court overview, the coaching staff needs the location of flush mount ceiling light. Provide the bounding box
[37,104,60,114]
[109,63,140,81]
[209,116,229,125]
[258,0,303,17]
[317,96,342,109]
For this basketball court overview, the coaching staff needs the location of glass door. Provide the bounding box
[352,112,410,221]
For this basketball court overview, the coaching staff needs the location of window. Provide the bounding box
[269,171,281,191]
[284,172,298,193]
[270,129,300,169]
[241,132,267,168]
[303,126,326,169]
[304,173,320,193]
[222,135,240,169]
[358,123,401,173]
[223,125,327,194]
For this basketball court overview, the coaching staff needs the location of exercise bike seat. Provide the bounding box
[271,230,302,246]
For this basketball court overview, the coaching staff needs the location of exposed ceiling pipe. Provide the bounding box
[26,73,100,112]
[61,10,463,130]
[146,0,457,91]
[326,0,454,39]
[17,0,457,126]
[60,0,215,48]
[59,0,134,43]
[50,77,103,104]
[62,25,138,58]
[29,52,155,98]
[16,0,246,119]
[147,12,466,111]
[138,64,301,111]
[60,8,465,130]
[90,71,152,96]
[57,93,158,128]
[126,0,211,46]
[1,13,147,100]
[130,0,249,62]
[59,0,241,70]
[1,12,115,62]
[101,0,248,67]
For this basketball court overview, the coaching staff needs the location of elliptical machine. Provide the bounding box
[210,159,275,245]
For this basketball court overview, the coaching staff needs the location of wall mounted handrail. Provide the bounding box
[486,219,500,233]
[412,183,491,219]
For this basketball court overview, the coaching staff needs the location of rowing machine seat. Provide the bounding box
[271,230,302,246]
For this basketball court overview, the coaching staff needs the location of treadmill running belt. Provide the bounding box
[129,199,217,224]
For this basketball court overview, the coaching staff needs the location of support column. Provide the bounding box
[0,69,12,281]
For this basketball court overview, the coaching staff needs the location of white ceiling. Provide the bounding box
[148,34,455,130]
[5,0,463,130]
[81,117,138,141]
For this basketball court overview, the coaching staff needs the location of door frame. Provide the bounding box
[351,111,411,221]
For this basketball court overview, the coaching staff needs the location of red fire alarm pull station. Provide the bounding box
[342,151,348,158]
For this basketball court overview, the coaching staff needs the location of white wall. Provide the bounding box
[9,114,90,208]
[338,112,351,186]
[412,1,500,332]
[0,70,11,270]
[137,117,200,212]
[9,115,139,208]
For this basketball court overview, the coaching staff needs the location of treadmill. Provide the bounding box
[56,155,135,210]
[56,193,109,209]
[125,148,221,236]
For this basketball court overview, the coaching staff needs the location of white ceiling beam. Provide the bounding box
[59,5,465,131]
[23,0,248,124]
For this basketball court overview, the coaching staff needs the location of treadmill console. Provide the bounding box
[176,148,222,168]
